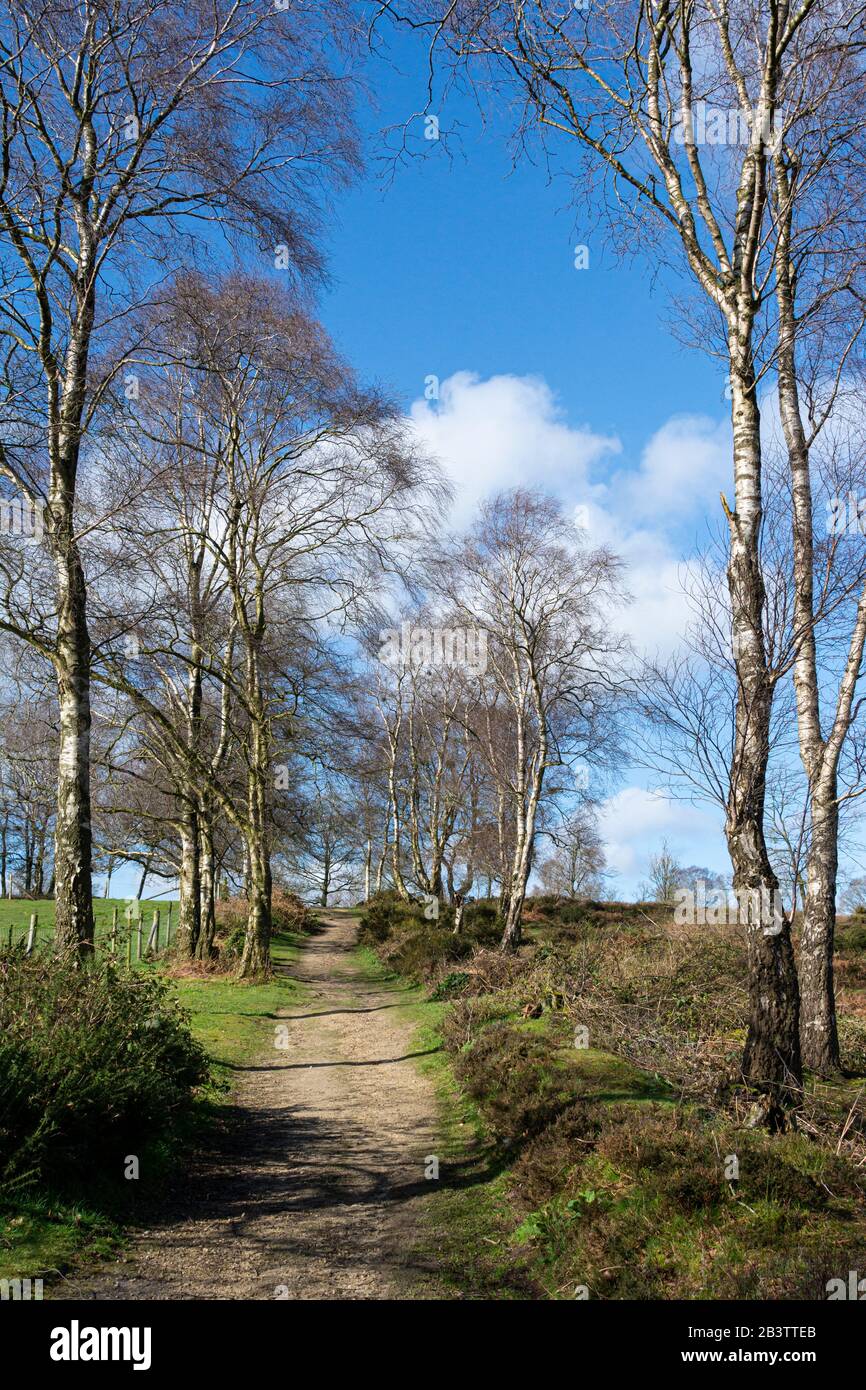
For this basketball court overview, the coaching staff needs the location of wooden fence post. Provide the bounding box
[24,912,37,957]
[111,906,118,958]
[136,911,143,961]
[146,910,159,956]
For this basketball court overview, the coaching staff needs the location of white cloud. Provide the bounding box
[612,414,731,523]
[573,505,694,656]
[409,371,620,528]
[599,787,725,890]
[408,372,731,659]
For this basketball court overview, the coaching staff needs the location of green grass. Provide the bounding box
[0,895,177,955]
[0,920,308,1286]
[549,1036,678,1106]
[171,929,306,1077]
[0,1194,121,1285]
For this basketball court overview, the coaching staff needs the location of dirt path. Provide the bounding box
[59,913,448,1301]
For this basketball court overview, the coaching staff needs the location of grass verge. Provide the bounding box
[353,939,531,1299]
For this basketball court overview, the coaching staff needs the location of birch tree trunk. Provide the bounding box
[452,893,465,935]
[378,686,411,901]
[406,703,431,894]
[174,609,205,958]
[51,492,95,957]
[770,151,865,1074]
[725,366,801,1109]
[386,746,410,902]
[176,802,201,957]
[502,682,546,951]
[375,819,389,894]
[239,822,272,977]
[501,701,529,951]
[389,796,411,902]
[496,787,510,923]
[800,779,840,1073]
[197,811,218,961]
[320,838,331,907]
[238,634,273,977]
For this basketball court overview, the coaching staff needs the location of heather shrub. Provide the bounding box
[0,951,209,1191]
[215,887,313,961]
[453,1021,581,1147]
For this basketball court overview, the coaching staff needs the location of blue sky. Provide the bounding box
[315,35,736,896]
[102,31,746,902]
[320,48,725,454]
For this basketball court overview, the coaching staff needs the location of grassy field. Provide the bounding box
[0,917,308,1284]
[0,895,178,955]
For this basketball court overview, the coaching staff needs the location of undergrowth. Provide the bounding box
[362,892,866,1300]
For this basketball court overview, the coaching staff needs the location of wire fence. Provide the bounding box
[1,903,175,966]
